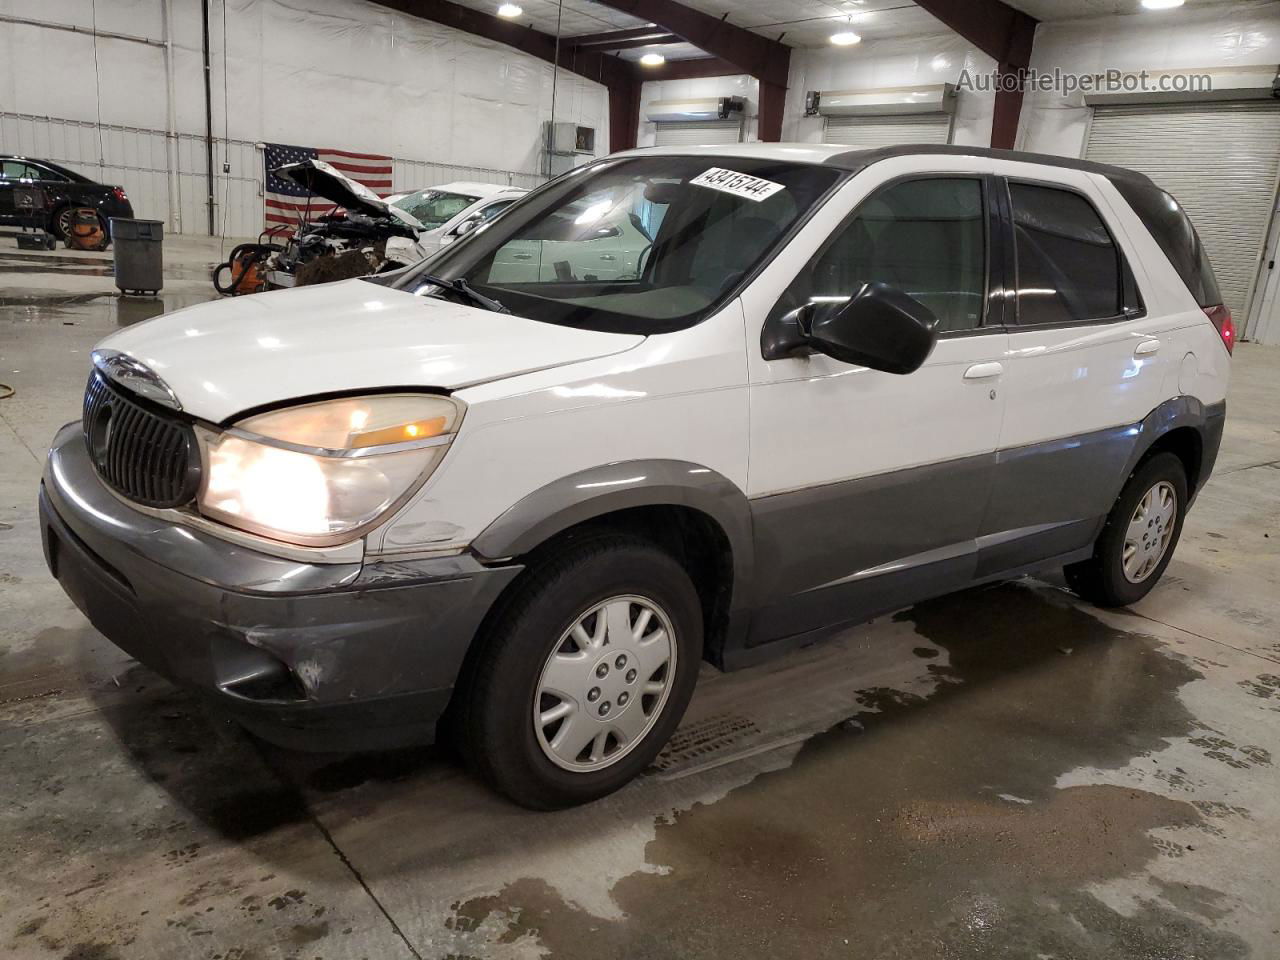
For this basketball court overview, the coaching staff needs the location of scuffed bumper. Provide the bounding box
[40,422,521,751]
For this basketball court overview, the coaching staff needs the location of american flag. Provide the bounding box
[263,143,394,228]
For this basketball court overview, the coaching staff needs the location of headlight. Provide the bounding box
[197,394,463,546]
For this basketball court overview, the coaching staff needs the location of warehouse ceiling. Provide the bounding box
[1005,0,1245,18]
[443,0,1253,61]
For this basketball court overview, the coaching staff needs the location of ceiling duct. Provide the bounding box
[809,84,958,117]
[645,96,747,123]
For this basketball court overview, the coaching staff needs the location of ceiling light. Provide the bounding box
[1140,0,1184,8]
[830,31,861,45]
[640,52,665,66]
[497,3,522,17]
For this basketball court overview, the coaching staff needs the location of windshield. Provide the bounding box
[392,156,843,333]
[393,190,481,229]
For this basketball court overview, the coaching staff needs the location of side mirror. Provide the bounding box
[454,216,481,237]
[762,282,939,375]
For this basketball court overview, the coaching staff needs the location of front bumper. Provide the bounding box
[40,422,521,751]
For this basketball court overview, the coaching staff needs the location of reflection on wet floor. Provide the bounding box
[25,581,1248,958]
[0,292,214,326]
[439,585,1249,958]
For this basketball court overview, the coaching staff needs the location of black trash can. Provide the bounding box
[110,218,164,295]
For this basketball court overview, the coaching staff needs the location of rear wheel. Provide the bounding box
[457,534,702,809]
[1065,452,1187,607]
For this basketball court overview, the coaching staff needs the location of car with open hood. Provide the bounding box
[250,158,425,290]
[42,143,1230,809]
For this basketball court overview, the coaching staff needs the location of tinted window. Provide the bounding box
[28,164,67,182]
[1111,177,1220,307]
[477,199,515,222]
[395,156,842,334]
[773,177,987,333]
[1,161,38,179]
[1010,183,1125,325]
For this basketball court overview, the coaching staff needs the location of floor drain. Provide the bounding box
[650,713,760,772]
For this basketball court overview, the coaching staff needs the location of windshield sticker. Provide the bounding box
[689,167,785,203]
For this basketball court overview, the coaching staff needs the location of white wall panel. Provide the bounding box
[0,0,605,235]
[782,35,996,148]
[1018,1,1280,157]
[637,75,759,146]
[1086,100,1280,326]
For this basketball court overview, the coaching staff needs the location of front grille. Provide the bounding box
[82,371,200,508]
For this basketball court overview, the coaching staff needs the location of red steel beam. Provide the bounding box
[369,0,635,89]
[912,0,1038,149]
[609,81,644,153]
[571,34,680,52]
[638,56,741,81]
[588,0,791,139]
[587,0,789,88]
[569,27,674,46]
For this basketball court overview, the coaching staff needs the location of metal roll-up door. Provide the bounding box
[653,121,743,146]
[823,113,952,148]
[1086,100,1280,320]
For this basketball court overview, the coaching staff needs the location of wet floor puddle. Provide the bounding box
[1,583,1256,959]
[446,583,1250,959]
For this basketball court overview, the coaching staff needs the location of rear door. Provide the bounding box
[744,159,1011,645]
[979,164,1169,576]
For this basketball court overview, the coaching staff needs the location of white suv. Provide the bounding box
[41,144,1231,808]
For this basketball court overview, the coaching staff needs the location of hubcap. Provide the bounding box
[533,595,676,772]
[1122,480,1177,584]
[57,208,75,238]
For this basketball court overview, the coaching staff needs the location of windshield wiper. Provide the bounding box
[417,274,510,314]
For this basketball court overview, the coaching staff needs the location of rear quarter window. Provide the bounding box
[1110,178,1222,308]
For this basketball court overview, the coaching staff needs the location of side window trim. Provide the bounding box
[767,171,1000,347]
[1001,174,1146,329]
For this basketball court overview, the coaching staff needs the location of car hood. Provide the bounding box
[94,280,646,423]
[273,159,424,230]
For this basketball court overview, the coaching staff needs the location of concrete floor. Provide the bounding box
[1,236,1279,960]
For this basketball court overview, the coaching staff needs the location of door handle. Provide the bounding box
[512,253,533,261]
[1134,339,1161,357]
[599,254,616,261]
[963,362,1004,380]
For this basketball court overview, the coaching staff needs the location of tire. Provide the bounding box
[50,205,73,241]
[1064,452,1188,607]
[457,534,703,809]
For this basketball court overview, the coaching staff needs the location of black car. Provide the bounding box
[0,156,134,240]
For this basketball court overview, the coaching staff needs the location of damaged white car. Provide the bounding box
[212,161,519,294]
[383,182,527,267]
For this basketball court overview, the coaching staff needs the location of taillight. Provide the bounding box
[112,186,128,203]
[1204,304,1233,355]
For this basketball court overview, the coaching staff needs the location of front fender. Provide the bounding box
[471,459,755,658]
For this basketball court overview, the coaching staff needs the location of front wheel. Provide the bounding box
[1065,452,1188,607]
[457,534,702,809]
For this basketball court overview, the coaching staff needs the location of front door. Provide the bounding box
[744,165,1010,647]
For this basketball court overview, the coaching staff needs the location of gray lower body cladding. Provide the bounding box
[741,398,1226,660]
[40,422,521,751]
